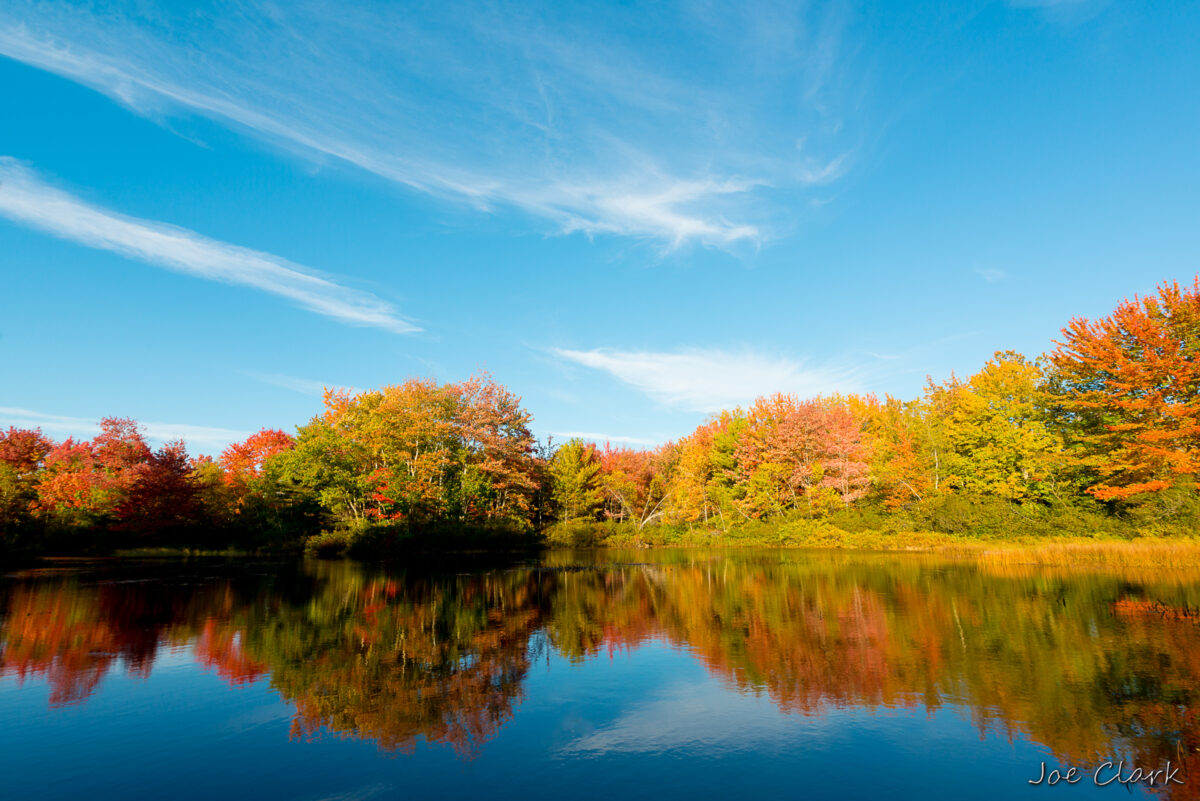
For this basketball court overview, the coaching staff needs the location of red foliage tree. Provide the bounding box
[821,401,871,508]
[0,427,52,474]
[219,429,295,481]
[115,440,200,537]
[93,417,152,473]
[734,395,871,516]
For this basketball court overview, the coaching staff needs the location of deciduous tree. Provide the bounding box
[1049,278,1200,500]
[929,352,1060,501]
[547,439,602,521]
[0,427,52,535]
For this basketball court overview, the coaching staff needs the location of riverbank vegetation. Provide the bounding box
[2,276,1198,558]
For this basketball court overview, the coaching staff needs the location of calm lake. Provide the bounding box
[1,550,1197,800]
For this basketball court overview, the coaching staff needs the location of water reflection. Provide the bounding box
[1,552,1198,795]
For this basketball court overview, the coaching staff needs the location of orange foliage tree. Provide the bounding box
[1049,277,1200,500]
[856,396,937,508]
[34,417,150,523]
[669,413,742,527]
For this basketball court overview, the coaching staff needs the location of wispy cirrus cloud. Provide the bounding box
[0,407,251,452]
[0,1,863,248]
[1006,0,1108,24]
[0,158,417,333]
[974,267,1008,283]
[242,371,364,398]
[552,347,861,413]
[1007,0,1093,6]
[548,431,658,447]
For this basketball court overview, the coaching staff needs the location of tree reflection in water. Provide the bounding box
[1,553,1198,795]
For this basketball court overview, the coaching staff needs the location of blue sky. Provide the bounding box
[1,0,1198,453]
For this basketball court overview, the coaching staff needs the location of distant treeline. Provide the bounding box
[2,277,1198,556]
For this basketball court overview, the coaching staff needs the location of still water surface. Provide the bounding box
[1,550,1197,800]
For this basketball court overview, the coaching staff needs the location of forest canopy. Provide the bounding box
[2,277,1198,556]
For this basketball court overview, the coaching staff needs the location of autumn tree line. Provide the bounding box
[1,277,1198,556]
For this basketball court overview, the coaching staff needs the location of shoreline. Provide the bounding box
[6,534,1199,571]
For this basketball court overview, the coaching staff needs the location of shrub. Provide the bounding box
[304,528,355,558]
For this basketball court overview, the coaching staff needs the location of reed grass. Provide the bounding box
[937,539,1200,568]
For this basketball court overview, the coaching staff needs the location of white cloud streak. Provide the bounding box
[242,371,364,398]
[974,267,1008,283]
[553,347,861,413]
[0,158,417,333]
[548,431,658,447]
[559,678,828,755]
[0,407,251,453]
[0,1,862,248]
[1008,0,1092,6]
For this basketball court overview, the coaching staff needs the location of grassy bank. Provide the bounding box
[544,519,966,550]
[542,514,1200,569]
[103,536,1200,571]
[302,518,544,559]
[543,490,1200,556]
